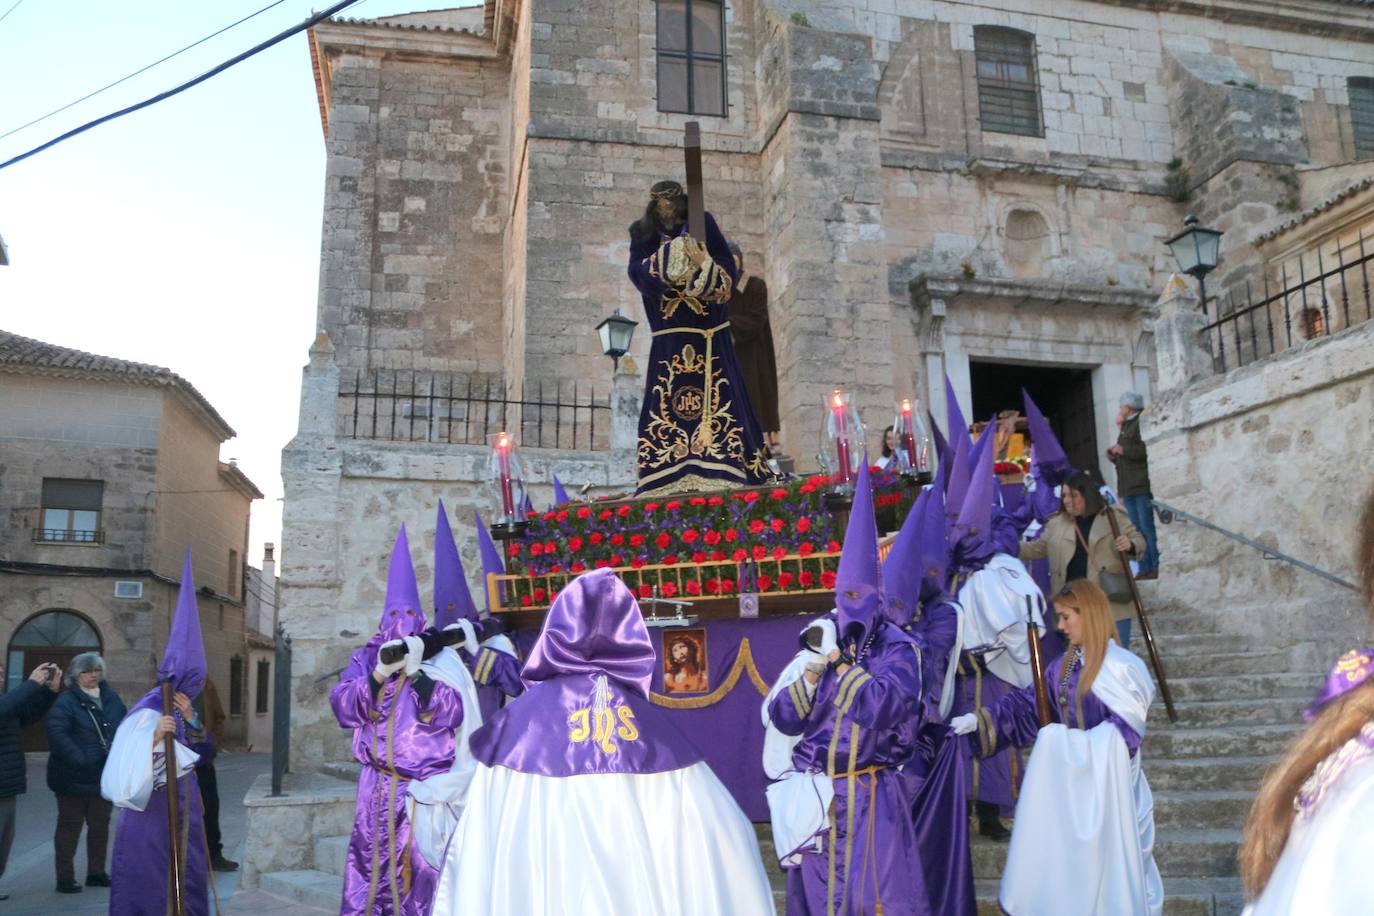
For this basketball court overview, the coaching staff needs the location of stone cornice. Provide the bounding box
[909,273,1159,314]
[1096,0,1374,39]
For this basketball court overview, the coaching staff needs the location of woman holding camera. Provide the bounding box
[0,660,60,901]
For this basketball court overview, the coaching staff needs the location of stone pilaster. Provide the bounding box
[1152,274,1213,391]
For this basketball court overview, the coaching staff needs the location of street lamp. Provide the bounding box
[1165,215,1222,312]
[596,308,638,371]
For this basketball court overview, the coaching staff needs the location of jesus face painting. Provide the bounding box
[662,629,708,694]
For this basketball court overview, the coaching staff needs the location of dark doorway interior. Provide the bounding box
[968,360,1101,478]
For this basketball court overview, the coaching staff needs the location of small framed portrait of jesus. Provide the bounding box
[662,628,709,694]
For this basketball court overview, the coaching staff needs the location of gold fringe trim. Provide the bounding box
[650,637,769,708]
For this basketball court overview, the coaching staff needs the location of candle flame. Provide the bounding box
[832,392,844,408]
[901,399,912,413]
[497,433,509,449]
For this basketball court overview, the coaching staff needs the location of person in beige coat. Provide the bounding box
[1019,471,1147,647]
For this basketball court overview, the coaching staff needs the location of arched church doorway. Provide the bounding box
[7,610,103,751]
[969,360,1100,478]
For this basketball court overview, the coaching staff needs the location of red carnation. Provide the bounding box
[617,505,631,517]
[682,529,700,544]
[530,543,544,557]
[570,561,586,572]
[799,483,816,494]
[778,571,795,589]
[543,512,557,522]
[507,544,522,557]
[690,497,707,506]
[743,491,759,503]
[577,506,592,519]
[770,518,785,533]
[520,594,533,607]
[821,570,837,588]
[752,545,767,561]
[644,502,660,512]
[568,536,583,552]
[549,564,562,573]
[655,532,671,549]
[685,580,702,596]
[757,574,773,591]
[599,509,613,520]
[721,578,736,594]
[710,550,726,561]
[630,533,645,547]
[663,555,678,565]
[724,529,739,542]
[708,496,724,507]
[798,542,815,557]
[732,548,748,562]
[827,540,842,552]
[772,546,787,561]
[661,581,679,598]
[544,541,557,554]
[595,559,612,569]
[799,570,815,588]
[638,584,653,598]
[665,500,682,510]
[548,590,560,603]
[771,488,789,501]
[797,517,811,533]
[748,519,766,535]
[703,530,721,546]
[556,510,568,522]
[610,533,625,546]
[630,558,645,569]
[705,578,721,595]
[610,555,624,566]
[691,551,707,563]
[533,587,547,602]
[589,532,604,546]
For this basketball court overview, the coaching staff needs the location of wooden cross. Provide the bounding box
[684,121,706,241]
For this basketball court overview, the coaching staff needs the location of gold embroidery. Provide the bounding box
[594,708,618,753]
[616,706,639,741]
[568,708,590,743]
[568,703,641,752]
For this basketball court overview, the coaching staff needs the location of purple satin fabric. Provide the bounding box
[906,730,976,916]
[469,675,703,776]
[909,598,960,721]
[950,654,1021,810]
[330,653,465,916]
[1306,647,1374,720]
[110,768,209,916]
[521,568,656,698]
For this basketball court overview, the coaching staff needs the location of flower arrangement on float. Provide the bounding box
[492,466,915,611]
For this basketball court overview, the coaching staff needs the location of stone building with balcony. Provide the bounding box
[0,330,265,749]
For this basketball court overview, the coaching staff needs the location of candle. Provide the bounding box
[899,399,919,470]
[496,432,515,518]
[831,390,852,483]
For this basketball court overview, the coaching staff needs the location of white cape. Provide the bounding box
[956,553,1046,689]
[1000,644,1162,916]
[1245,755,1374,915]
[405,645,486,869]
[430,762,776,916]
[100,707,200,810]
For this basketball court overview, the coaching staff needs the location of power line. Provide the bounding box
[0,0,24,27]
[0,0,290,144]
[0,0,368,172]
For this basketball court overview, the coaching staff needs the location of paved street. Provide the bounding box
[0,751,268,914]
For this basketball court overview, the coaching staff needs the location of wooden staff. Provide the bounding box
[1102,507,1178,723]
[1026,595,1052,727]
[683,121,706,241]
[161,679,187,916]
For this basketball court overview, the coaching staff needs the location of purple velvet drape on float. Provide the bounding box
[515,612,806,820]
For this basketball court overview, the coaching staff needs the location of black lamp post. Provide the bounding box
[1165,215,1223,313]
[596,309,638,371]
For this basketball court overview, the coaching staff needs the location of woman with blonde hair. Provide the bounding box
[950,579,1162,915]
[1239,485,1374,913]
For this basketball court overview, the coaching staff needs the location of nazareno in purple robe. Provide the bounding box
[460,642,524,723]
[627,209,770,495]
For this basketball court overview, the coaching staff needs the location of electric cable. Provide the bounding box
[0,0,290,144]
[0,0,367,171]
[0,0,24,27]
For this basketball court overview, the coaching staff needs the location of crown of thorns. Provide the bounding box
[650,183,685,202]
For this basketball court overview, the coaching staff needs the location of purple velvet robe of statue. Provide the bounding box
[460,644,524,724]
[768,624,929,916]
[109,714,209,916]
[974,653,1142,757]
[330,647,465,916]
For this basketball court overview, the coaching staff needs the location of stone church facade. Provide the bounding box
[280,0,1374,768]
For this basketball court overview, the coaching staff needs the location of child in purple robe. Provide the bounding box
[951,579,1161,915]
[330,527,465,916]
[765,464,930,916]
[101,552,211,916]
[430,567,774,915]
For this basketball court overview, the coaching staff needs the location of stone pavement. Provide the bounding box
[0,751,267,915]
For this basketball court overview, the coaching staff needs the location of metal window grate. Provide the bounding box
[975,26,1042,138]
[1351,78,1374,160]
[655,0,727,117]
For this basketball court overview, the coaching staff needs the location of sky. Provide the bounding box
[0,0,474,570]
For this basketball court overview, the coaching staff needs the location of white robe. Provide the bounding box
[1244,749,1374,914]
[100,707,200,810]
[956,553,1046,689]
[999,643,1163,916]
[430,761,777,916]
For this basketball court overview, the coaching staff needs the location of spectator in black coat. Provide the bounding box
[0,660,61,901]
[46,653,125,894]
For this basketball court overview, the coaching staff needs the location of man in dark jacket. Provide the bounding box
[46,653,126,893]
[191,677,237,871]
[0,660,61,900]
[1108,390,1160,579]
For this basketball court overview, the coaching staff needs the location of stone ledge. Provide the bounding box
[909,274,1158,315]
[241,771,357,890]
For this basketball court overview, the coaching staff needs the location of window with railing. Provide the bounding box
[229,656,244,715]
[37,479,103,543]
[1351,77,1374,160]
[656,0,727,117]
[255,659,270,715]
[974,26,1042,138]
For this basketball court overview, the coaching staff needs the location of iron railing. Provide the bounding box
[31,528,103,544]
[338,370,612,451]
[1153,499,1359,592]
[1203,231,1374,372]
[270,624,292,797]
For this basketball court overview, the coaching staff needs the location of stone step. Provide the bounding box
[1144,723,1300,759]
[974,876,1244,916]
[1153,790,1253,831]
[971,829,1238,879]
[1147,755,1273,792]
[259,869,343,912]
[1167,673,1317,703]
[1147,696,1307,728]
[313,834,349,878]
[1145,649,1289,679]
[1144,634,1263,657]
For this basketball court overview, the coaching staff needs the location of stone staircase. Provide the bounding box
[257,834,349,911]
